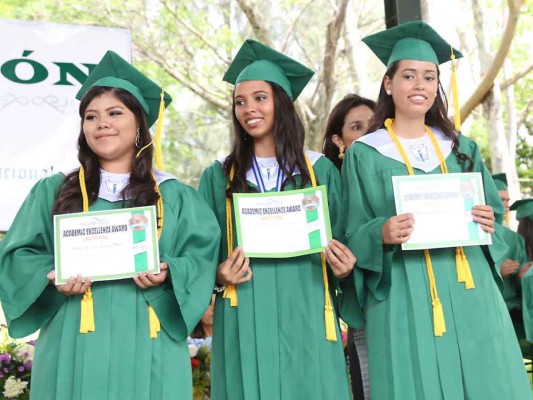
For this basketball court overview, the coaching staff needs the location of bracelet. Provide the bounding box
[213,283,226,294]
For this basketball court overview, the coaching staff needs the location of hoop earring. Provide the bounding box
[135,128,141,148]
[338,146,345,159]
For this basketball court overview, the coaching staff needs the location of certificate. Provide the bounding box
[392,172,492,250]
[53,206,160,284]
[233,186,332,257]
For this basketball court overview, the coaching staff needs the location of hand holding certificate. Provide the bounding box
[53,206,160,284]
[233,186,332,257]
[392,172,492,250]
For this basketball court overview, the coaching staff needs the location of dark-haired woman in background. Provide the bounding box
[322,94,375,170]
[0,51,220,400]
[322,93,375,400]
[199,39,355,400]
[341,21,530,399]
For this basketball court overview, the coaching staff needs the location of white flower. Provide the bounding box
[3,376,28,398]
[188,344,198,357]
[13,343,34,363]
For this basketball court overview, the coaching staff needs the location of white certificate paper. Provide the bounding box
[392,172,492,250]
[53,206,160,284]
[233,186,332,258]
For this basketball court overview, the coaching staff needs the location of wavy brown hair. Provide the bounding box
[368,61,472,171]
[322,94,376,170]
[52,86,159,216]
[223,82,311,196]
[518,218,533,260]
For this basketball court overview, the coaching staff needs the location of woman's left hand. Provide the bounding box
[134,262,169,289]
[324,239,356,279]
[471,205,495,233]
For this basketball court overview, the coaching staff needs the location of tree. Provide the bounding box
[0,0,530,193]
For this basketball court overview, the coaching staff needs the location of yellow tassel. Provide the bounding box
[324,303,337,342]
[154,90,166,171]
[432,298,447,336]
[148,305,161,339]
[79,287,95,333]
[460,247,475,289]
[450,48,461,131]
[224,166,239,307]
[455,247,466,283]
[423,249,446,337]
[223,285,238,306]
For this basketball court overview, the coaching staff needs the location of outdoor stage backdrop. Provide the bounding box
[0,19,131,231]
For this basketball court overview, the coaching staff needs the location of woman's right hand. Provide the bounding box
[216,247,253,286]
[47,270,92,296]
[382,213,415,244]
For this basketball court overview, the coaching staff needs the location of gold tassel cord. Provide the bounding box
[79,286,95,333]
[146,172,164,338]
[154,90,166,171]
[223,166,238,306]
[304,153,337,342]
[79,167,95,333]
[424,250,446,336]
[148,305,161,338]
[450,47,461,132]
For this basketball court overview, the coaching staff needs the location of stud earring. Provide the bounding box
[386,90,392,95]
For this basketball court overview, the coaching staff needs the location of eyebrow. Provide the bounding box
[401,68,437,74]
[85,105,125,113]
[234,90,269,98]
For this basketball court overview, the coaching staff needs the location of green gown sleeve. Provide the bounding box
[313,157,364,328]
[460,137,508,288]
[0,174,67,338]
[141,181,221,341]
[341,144,394,306]
[198,162,228,263]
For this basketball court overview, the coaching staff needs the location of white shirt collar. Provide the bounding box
[357,127,454,173]
[217,149,323,191]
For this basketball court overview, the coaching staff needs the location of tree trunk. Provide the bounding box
[503,60,521,203]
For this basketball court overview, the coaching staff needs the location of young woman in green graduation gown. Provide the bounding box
[0,51,221,400]
[198,40,355,400]
[510,199,533,347]
[341,21,531,399]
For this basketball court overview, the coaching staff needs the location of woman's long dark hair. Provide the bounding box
[368,61,472,171]
[322,94,376,170]
[223,81,311,196]
[52,86,159,215]
[518,218,533,260]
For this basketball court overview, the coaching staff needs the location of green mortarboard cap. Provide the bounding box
[510,199,533,220]
[492,173,508,191]
[75,50,172,127]
[222,39,314,101]
[362,21,463,67]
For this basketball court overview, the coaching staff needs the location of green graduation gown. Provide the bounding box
[0,171,221,400]
[342,132,531,400]
[198,153,352,400]
[522,262,533,344]
[500,227,529,312]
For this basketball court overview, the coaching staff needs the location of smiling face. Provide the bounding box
[82,91,139,173]
[384,59,438,120]
[234,80,275,143]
